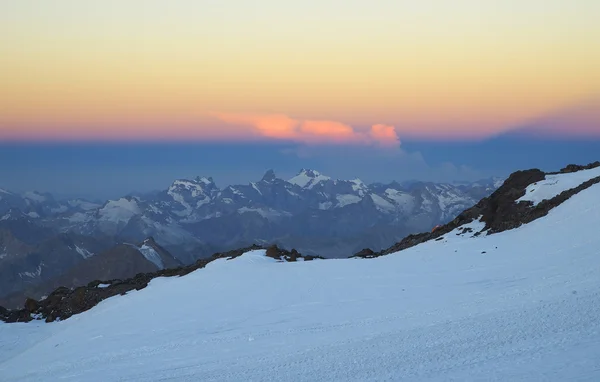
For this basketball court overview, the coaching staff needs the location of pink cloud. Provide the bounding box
[211,112,400,148]
[299,120,361,144]
[369,124,401,147]
[210,112,300,140]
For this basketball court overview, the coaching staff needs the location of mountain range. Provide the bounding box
[0,169,502,307]
[1,162,599,381]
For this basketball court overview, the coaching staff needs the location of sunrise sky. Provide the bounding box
[0,1,599,197]
[1,0,599,143]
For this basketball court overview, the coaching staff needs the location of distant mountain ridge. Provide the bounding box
[0,169,503,306]
[0,169,503,259]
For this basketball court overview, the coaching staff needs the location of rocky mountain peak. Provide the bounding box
[261,169,277,183]
[194,176,215,185]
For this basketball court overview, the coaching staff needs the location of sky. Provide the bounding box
[0,1,599,198]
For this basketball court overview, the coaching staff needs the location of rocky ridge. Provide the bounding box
[353,161,600,258]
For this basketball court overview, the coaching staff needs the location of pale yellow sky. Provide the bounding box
[1,0,598,140]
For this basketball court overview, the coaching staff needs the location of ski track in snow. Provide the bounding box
[1,184,600,381]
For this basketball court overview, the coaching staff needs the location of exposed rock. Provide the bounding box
[551,161,600,174]
[264,245,323,262]
[24,298,39,313]
[351,248,378,259]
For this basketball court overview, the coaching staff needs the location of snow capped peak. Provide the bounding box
[168,177,218,199]
[298,168,325,178]
[169,177,216,192]
[167,178,217,214]
[98,197,142,223]
[261,169,277,183]
[289,169,331,189]
[22,191,48,203]
[350,178,365,187]
[194,176,215,185]
[0,188,12,195]
[349,178,368,196]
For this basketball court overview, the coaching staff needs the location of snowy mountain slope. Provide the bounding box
[1,173,600,380]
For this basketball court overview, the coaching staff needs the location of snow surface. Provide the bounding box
[370,193,395,212]
[18,265,42,279]
[518,166,600,206]
[335,194,362,208]
[50,205,69,214]
[137,244,164,269]
[288,170,331,189]
[2,184,600,381]
[22,191,47,203]
[98,198,141,223]
[75,245,94,260]
[67,212,91,223]
[250,182,262,195]
[237,207,288,219]
[350,178,367,196]
[384,188,413,207]
[68,199,101,211]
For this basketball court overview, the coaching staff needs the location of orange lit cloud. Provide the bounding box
[210,113,300,141]
[369,124,401,147]
[211,112,400,148]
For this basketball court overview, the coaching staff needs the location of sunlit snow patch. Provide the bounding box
[205,249,277,270]
[137,244,164,269]
[518,166,600,206]
[98,198,141,223]
[75,246,94,259]
[288,169,331,189]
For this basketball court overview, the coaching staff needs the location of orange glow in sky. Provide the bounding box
[1,1,599,143]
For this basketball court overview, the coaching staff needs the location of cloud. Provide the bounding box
[210,112,300,140]
[210,112,400,148]
[369,124,401,147]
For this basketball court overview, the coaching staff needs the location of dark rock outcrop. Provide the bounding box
[350,248,378,259]
[551,161,600,174]
[0,244,313,323]
[264,245,324,262]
